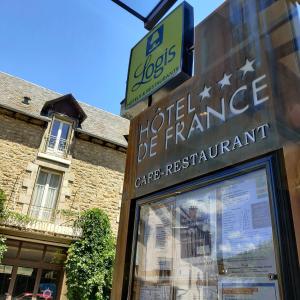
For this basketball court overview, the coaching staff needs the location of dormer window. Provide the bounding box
[40,94,87,158]
[47,118,71,155]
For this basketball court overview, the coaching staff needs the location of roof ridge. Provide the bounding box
[78,99,128,121]
[0,71,129,147]
[0,71,128,121]
[0,71,62,96]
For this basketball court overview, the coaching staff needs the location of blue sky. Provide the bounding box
[0,0,224,115]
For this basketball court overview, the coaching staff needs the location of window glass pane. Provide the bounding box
[0,265,13,299]
[43,188,57,212]
[30,171,48,217]
[60,123,70,140]
[13,267,37,299]
[47,119,71,153]
[44,246,67,265]
[44,188,57,208]
[48,120,60,150]
[37,270,61,300]
[30,171,61,220]
[50,120,60,138]
[49,174,60,189]
[3,240,20,259]
[30,171,47,218]
[44,173,60,220]
[30,185,45,218]
[56,123,70,152]
[132,169,280,300]
[37,171,48,185]
[19,242,44,261]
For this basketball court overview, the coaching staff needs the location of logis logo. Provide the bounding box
[131,24,176,92]
[146,25,164,56]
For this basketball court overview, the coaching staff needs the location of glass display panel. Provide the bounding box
[132,168,281,300]
[37,270,61,300]
[44,246,67,265]
[0,265,13,299]
[13,267,37,299]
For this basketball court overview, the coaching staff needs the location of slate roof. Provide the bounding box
[0,72,129,148]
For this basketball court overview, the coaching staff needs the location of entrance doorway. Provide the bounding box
[0,240,66,300]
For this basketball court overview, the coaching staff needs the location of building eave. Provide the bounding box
[0,104,128,150]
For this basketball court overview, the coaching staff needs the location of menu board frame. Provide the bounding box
[125,153,300,300]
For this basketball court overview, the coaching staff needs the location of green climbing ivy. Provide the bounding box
[0,188,32,227]
[0,189,7,262]
[0,235,7,262]
[0,189,5,218]
[65,208,116,300]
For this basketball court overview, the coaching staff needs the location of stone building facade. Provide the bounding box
[0,72,129,299]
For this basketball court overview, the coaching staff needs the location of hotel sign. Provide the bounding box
[127,33,292,198]
[122,0,300,199]
[125,2,194,108]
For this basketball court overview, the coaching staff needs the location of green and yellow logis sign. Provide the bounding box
[125,2,194,109]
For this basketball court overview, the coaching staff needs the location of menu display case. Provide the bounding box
[130,158,287,300]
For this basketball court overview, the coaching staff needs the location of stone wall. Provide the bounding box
[69,138,126,234]
[0,113,43,211]
[0,112,126,235]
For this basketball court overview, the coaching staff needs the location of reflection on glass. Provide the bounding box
[132,169,280,299]
[47,120,70,153]
[290,2,300,71]
[217,171,276,278]
[29,171,61,221]
[0,265,13,299]
[50,120,60,138]
[13,267,37,299]
[60,123,70,140]
[44,246,67,265]
[175,189,218,300]
[38,270,61,300]
[48,120,60,149]
[179,200,212,258]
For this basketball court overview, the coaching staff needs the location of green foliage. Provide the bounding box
[59,208,80,222]
[0,189,6,219]
[0,235,7,262]
[5,210,33,226]
[0,190,7,261]
[65,208,115,300]
[0,188,32,227]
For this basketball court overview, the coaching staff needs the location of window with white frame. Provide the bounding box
[47,118,71,155]
[29,170,61,221]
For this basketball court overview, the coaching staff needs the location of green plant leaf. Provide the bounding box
[65,208,116,300]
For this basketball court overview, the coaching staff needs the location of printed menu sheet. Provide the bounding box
[218,169,276,276]
[139,285,172,300]
[219,279,279,300]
